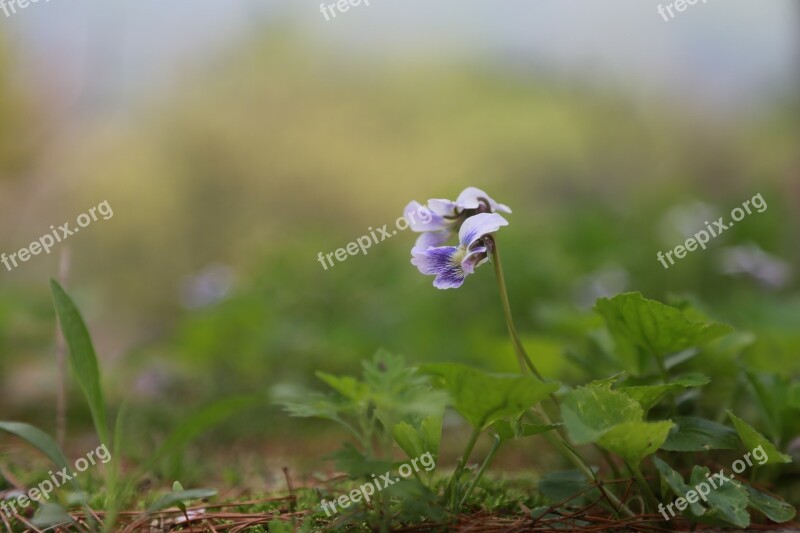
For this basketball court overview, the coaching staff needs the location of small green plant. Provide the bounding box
[0,281,248,531]
[276,187,797,530]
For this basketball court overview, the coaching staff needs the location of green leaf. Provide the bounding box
[393,413,442,464]
[745,372,788,443]
[421,364,558,431]
[419,414,443,458]
[315,373,370,403]
[172,482,187,512]
[50,280,109,445]
[653,457,705,516]
[745,485,796,523]
[0,422,80,491]
[327,443,395,478]
[562,382,671,465]
[595,292,732,375]
[620,374,710,413]
[598,420,673,466]
[727,411,791,464]
[31,503,75,528]
[561,382,642,444]
[274,388,346,421]
[662,416,739,452]
[491,420,560,442]
[146,488,217,513]
[393,421,426,461]
[689,466,750,528]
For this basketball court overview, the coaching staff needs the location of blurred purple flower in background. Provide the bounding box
[718,244,792,289]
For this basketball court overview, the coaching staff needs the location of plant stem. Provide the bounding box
[490,243,542,380]
[543,427,635,517]
[445,427,481,509]
[460,434,502,508]
[491,240,635,518]
[628,461,659,514]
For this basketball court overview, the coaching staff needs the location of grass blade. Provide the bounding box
[0,422,81,491]
[49,279,109,445]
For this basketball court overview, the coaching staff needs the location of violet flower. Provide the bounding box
[404,187,511,252]
[411,213,508,289]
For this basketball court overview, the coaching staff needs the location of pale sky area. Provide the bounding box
[0,0,797,114]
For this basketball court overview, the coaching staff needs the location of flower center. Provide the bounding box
[451,247,467,266]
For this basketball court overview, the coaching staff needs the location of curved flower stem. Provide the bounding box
[490,240,635,518]
[490,242,542,380]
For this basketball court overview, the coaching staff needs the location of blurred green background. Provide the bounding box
[0,0,798,488]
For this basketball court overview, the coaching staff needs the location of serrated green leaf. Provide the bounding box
[727,411,791,464]
[620,374,710,413]
[392,413,442,465]
[562,382,671,464]
[273,382,351,423]
[662,416,739,452]
[391,421,439,483]
[745,485,796,523]
[421,363,558,431]
[50,280,109,445]
[689,466,750,528]
[595,292,732,375]
[598,420,673,465]
[146,488,217,513]
[561,382,642,444]
[316,373,370,403]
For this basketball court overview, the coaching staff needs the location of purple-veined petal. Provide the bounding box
[433,269,467,289]
[412,230,452,252]
[458,213,509,249]
[404,201,450,232]
[411,246,468,289]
